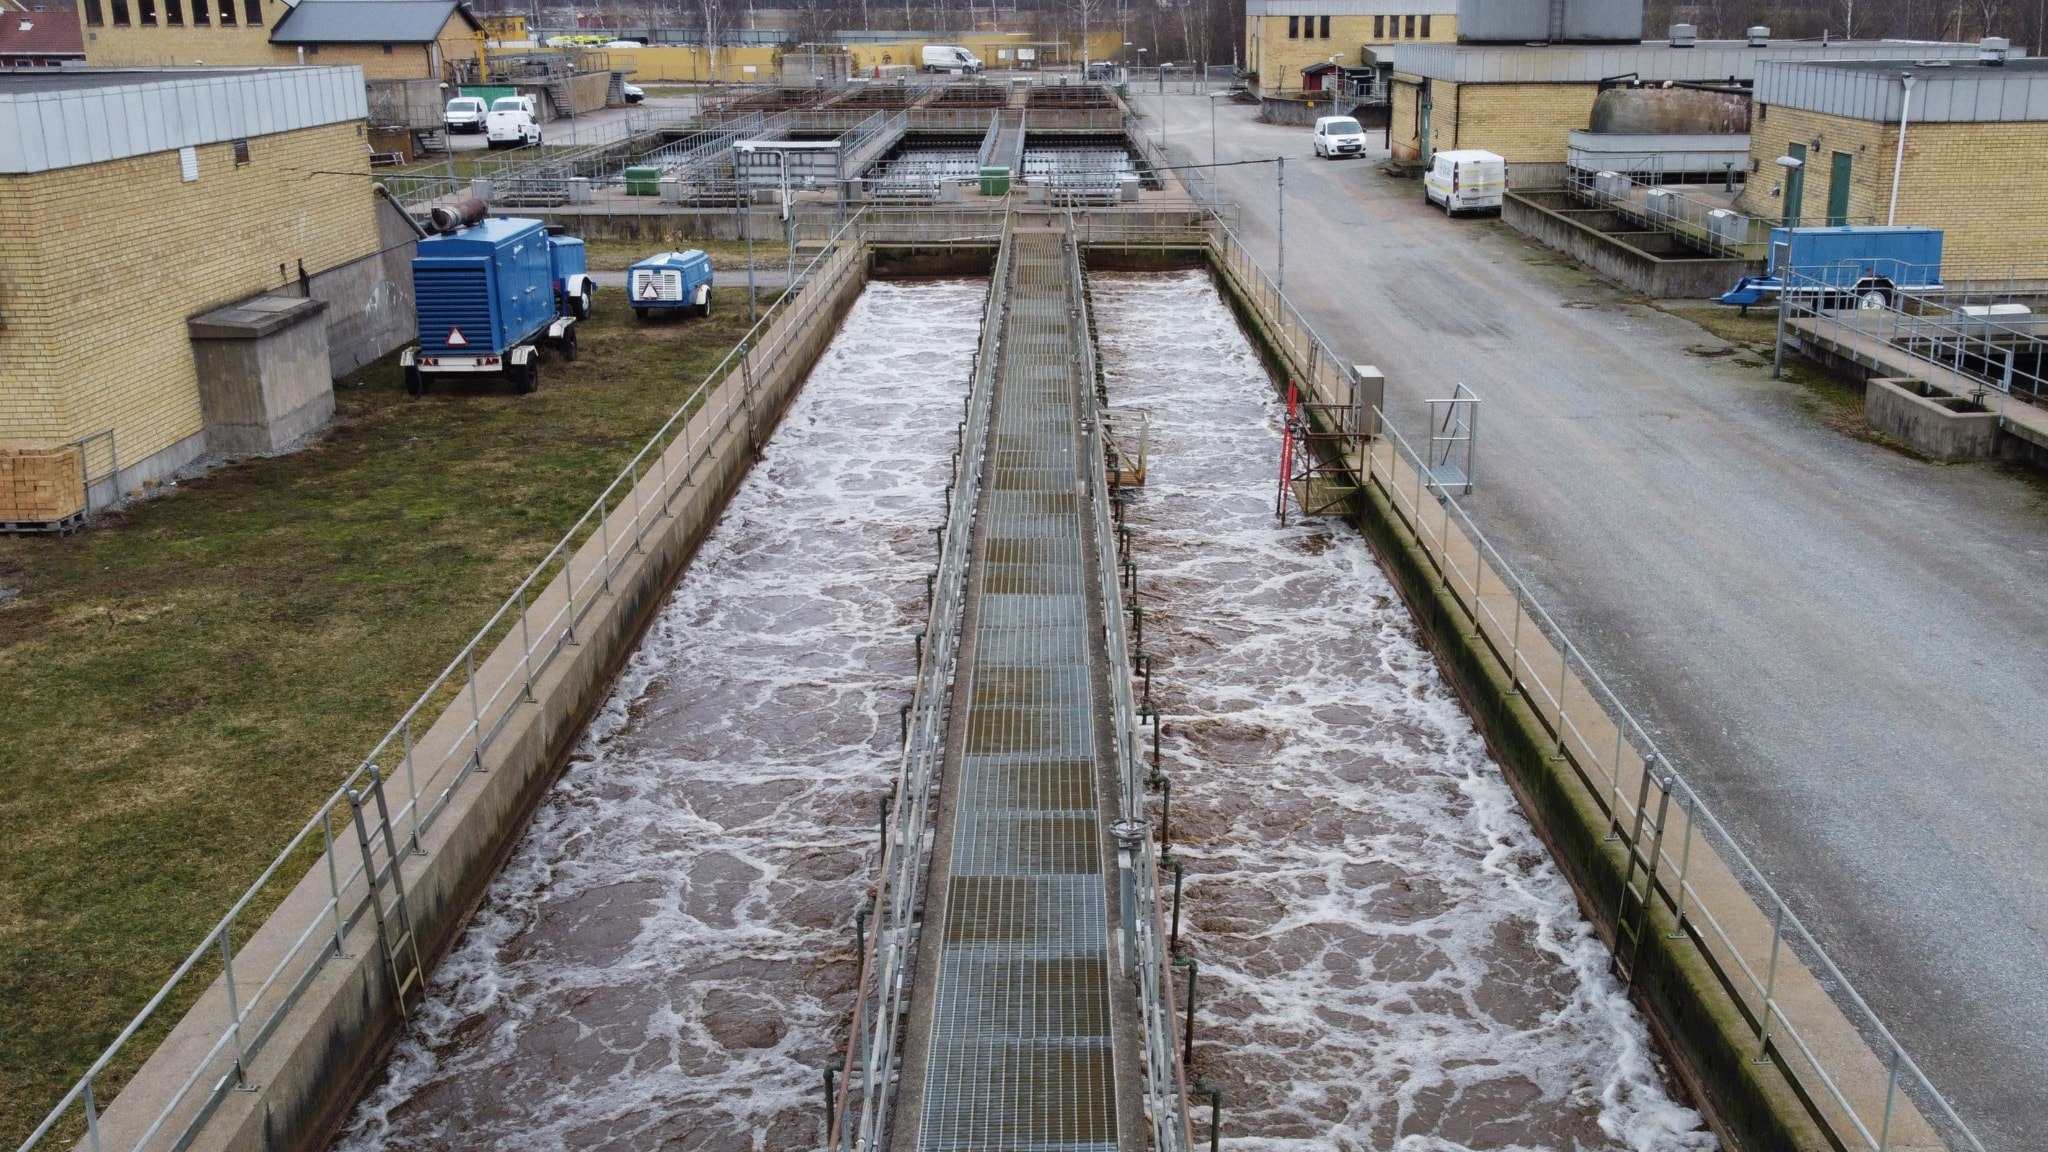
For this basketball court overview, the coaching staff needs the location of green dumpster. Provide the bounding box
[979,165,1012,196]
[624,166,663,196]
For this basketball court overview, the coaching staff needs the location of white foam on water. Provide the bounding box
[335,279,987,1152]
[1090,272,1716,1152]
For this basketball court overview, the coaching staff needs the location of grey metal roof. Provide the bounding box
[270,0,477,45]
[0,66,368,173]
[1756,57,2048,122]
[1389,38,2009,84]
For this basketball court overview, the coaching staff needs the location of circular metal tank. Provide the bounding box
[1588,87,1751,134]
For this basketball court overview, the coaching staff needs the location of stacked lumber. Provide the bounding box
[0,444,85,525]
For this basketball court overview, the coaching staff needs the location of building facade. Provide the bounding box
[75,0,482,80]
[0,7,86,66]
[1244,0,1457,96]
[1388,38,2003,179]
[0,68,386,495]
[1735,56,2048,277]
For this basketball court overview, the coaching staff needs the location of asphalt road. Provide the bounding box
[443,95,696,153]
[1141,91,2048,1150]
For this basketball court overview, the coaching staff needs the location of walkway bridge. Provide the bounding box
[830,216,1190,1152]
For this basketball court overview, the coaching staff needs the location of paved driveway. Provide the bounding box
[1144,90,2048,1151]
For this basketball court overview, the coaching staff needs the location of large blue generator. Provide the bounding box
[402,209,595,396]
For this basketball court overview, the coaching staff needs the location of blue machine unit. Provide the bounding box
[629,249,715,319]
[402,215,595,395]
[1718,226,1944,312]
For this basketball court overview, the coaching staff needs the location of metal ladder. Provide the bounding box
[1609,756,1671,988]
[347,767,427,1016]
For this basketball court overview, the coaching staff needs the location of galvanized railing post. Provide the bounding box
[1877,1046,1901,1151]
[517,586,536,702]
[1754,902,1785,1061]
[465,648,484,769]
[321,809,348,955]
[217,926,251,1089]
[81,1081,102,1152]
[1668,792,1697,937]
[598,495,614,594]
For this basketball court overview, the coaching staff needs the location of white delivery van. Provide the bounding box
[444,96,487,133]
[1423,149,1505,215]
[485,95,542,149]
[921,44,983,73]
[1312,115,1369,159]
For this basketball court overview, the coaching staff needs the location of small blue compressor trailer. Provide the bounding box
[401,200,596,396]
[1718,226,1944,314]
[629,250,715,320]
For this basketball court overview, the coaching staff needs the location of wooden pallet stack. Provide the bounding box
[0,444,86,530]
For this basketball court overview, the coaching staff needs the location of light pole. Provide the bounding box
[1276,156,1285,297]
[1207,91,1225,210]
[1159,63,1169,147]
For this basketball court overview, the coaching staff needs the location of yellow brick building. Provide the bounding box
[1386,38,1997,177]
[78,0,484,80]
[0,68,385,496]
[1243,0,1456,96]
[1735,57,2048,277]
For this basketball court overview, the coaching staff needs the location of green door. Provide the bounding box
[1783,142,1807,225]
[1827,151,1854,225]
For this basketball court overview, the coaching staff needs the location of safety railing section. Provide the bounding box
[827,214,1013,1152]
[1564,164,1779,260]
[17,213,874,1152]
[1065,219,1193,1152]
[1778,261,2048,407]
[1205,203,1986,1152]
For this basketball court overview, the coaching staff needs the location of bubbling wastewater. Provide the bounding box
[1090,272,1717,1152]
[334,279,987,1152]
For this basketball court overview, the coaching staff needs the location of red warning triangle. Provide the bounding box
[447,327,468,346]
[640,279,661,300]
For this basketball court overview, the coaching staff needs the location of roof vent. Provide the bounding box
[1747,26,1771,46]
[1669,23,1696,48]
[1979,36,2011,64]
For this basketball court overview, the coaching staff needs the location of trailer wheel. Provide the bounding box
[514,358,540,394]
[699,295,712,319]
[576,284,594,319]
[558,328,580,363]
[405,365,427,397]
[1853,277,1896,311]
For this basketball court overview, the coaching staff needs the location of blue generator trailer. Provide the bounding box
[628,249,715,320]
[402,206,596,396]
[1718,226,1944,314]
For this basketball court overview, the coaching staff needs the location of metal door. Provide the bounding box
[1827,151,1853,226]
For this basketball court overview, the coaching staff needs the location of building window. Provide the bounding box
[1287,16,1299,38]
[1373,15,1384,37]
[165,0,181,24]
[138,0,154,24]
[217,0,233,24]
[1320,15,1330,38]
[109,0,128,23]
[82,0,103,24]
[381,43,393,53]
[192,0,206,24]
[242,0,258,25]
[233,139,251,164]
[1405,14,1416,37]
[1421,14,1431,37]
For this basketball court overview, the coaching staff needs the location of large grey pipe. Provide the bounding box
[430,197,490,234]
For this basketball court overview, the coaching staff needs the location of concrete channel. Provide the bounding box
[42,90,2000,1152]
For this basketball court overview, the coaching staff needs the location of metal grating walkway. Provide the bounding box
[911,225,1125,1152]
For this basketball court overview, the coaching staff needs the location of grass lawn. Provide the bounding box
[0,287,769,1146]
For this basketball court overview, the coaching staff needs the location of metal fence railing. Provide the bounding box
[1203,206,1988,1152]
[1777,260,2048,407]
[15,214,873,1152]
[1565,165,1781,260]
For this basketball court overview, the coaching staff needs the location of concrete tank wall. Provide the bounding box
[1589,87,1751,135]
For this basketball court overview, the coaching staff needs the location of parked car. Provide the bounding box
[921,44,983,73]
[485,95,542,149]
[1312,115,1368,160]
[1423,149,1505,215]
[622,81,645,104]
[444,96,487,134]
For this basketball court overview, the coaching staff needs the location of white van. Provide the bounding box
[1312,115,1368,159]
[921,44,983,73]
[485,95,542,149]
[1423,149,1505,215]
[444,96,487,134]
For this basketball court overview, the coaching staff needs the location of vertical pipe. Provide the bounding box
[1159,778,1173,858]
[1169,857,1185,953]
[1180,957,1199,1071]
[1888,73,1915,226]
